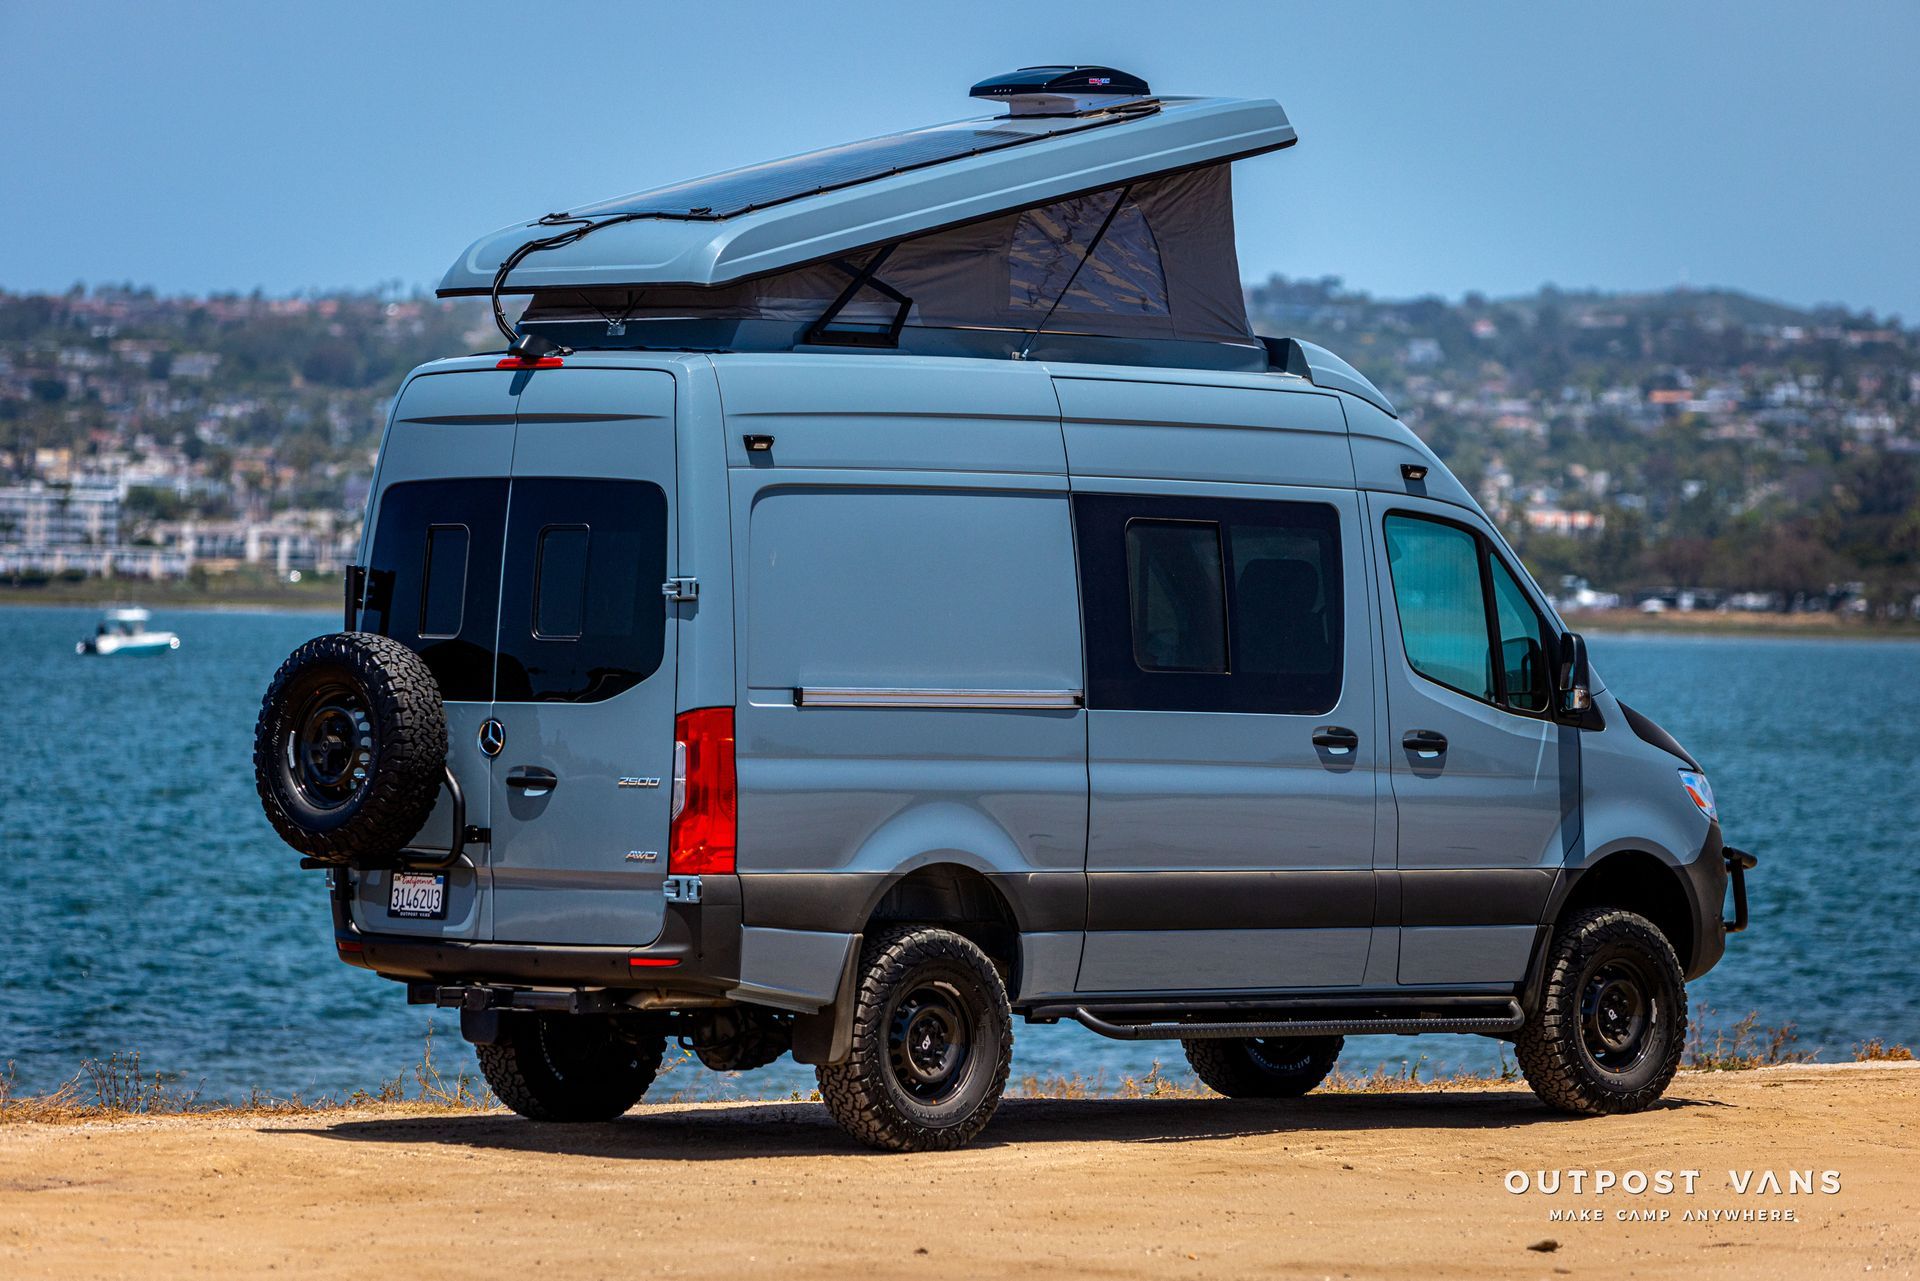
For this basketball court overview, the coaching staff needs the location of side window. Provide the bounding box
[1383,512,1556,715]
[495,479,667,703]
[1491,557,1551,712]
[362,478,508,702]
[1125,521,1226,673]
[1077,494,1344,714]
[1382,515,1493,700]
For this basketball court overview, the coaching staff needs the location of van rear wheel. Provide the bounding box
[815,926,1013,1152]
[475,1013,665,1122]
[1182,1034,1343,1098]
[1515,907,1686,1115]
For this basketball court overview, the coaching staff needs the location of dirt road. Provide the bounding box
[3,1063,1915,1280]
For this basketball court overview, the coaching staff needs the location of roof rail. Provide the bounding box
[1260,337,1397,418]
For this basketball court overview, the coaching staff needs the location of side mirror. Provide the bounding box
[1558,632,1592,714]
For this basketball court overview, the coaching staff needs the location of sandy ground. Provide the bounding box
[2,1062,1915,1280]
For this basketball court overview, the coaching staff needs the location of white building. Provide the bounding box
[0,483,120,547]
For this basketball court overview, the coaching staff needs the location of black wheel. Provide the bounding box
[1515,907,1686,1115]
[1182,1034,1343,1098]
[475,1014,666,1122]
[815,926,1013,1152]
[253,632,447,864]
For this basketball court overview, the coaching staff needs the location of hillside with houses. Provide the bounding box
[1249,277,1920,618]
[3,279,1917,618]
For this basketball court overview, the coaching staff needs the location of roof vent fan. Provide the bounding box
[969,65,1152,117]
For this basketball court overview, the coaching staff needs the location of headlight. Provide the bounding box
[1678,770,1717,820]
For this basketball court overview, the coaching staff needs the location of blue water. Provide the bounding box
[2,604,1914,1100]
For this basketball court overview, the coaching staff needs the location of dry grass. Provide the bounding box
[1853,1037,1916,1062]
[0,1024,491,1125]
[1684,1005,1816,1071]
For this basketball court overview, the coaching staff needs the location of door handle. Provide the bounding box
[505,766,558,796]
[1402,729,1449,759]
[1312,726,1360,754]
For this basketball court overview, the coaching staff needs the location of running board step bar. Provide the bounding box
[1065,1000,1525,1042]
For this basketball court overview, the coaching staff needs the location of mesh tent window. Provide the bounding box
[521,164,1251,347]
[1008,190,1169,317]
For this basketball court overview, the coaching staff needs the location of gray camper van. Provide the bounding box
[255,67,1755,1151]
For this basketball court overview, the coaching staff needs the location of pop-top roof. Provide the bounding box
[566,113,1134,222]
[436,94,1295,297]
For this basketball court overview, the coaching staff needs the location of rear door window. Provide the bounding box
[495,478,668,703]
[360,478,508,702]
[419,526,471,639]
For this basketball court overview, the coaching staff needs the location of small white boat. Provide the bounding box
[76,607,180,655]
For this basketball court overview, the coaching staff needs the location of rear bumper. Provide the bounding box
[330,871,744,1000]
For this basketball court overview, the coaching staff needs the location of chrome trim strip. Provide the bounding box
[793,687,1084,709]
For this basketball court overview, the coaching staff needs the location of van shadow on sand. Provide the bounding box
[289,1091,1715,1162]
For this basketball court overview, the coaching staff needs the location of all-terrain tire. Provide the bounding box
[253,632,447,864]
[475,1014,666,1122]
[815,926,1014,1152]
[1182,1035,1344,1098]
[1515,907,1687,1115]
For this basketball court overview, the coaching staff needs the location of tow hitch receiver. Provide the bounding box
[406,982,625,1014]
[1724,846,1757,933]
[409,983,631,1047]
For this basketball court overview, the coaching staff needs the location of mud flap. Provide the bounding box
[460,1008,504,1046]
[790,935,862,1066]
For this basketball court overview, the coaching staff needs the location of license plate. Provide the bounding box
[389,871,448,920]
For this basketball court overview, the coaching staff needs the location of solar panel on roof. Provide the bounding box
[567,112,1142,221]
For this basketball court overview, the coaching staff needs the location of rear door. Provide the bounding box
[349,369,517,940]
[486,368,679,946]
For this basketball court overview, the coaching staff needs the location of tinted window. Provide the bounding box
[1229,521,1342,682]
[1383,512,1557,715]
[532,526,590,639]
[419,526,469,639]
[1125,521,1225,672]
[1383,515,1492,700]
[1492,557,1551,712]
[496,479,667,703]
[1077,494,1343,714]
[362,478,508,702]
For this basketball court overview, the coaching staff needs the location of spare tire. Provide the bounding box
[253,632,448,864]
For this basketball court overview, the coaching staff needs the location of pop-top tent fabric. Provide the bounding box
[519,165,1250,346]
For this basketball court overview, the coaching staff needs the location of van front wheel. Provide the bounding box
[815,926,1013,1151]
[1182,1035,1343,1098]
[1515,907,1686,1115]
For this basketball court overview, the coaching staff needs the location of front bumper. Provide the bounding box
[1676,822,1758,979]
[1724,844,1757,933]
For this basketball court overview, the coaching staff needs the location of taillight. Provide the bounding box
[669,707,736,875]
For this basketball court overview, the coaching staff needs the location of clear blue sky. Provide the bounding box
[5,1,1917,316]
